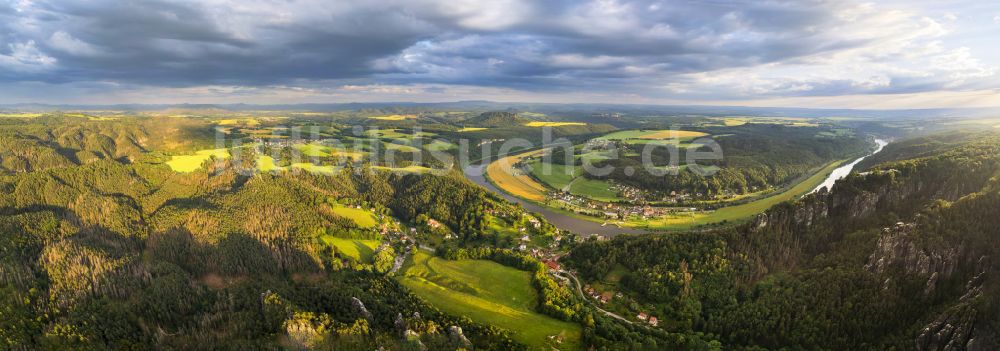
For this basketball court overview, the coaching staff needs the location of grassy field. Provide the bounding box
[382,141,421,153]
[718,117,819,127]
[216,118,261,127]
[294,143,366,160]
[167,148,231,172]
[397,251,581,350]
[365,129,409,139]
[486,151,549,202]
[568,178,620,202]
[320,236,380,262]
[622,139,705,147]
[290,162,340,175]
[370,114,415,121]
[596,129,708,140]
[458,127,488,132]
[423,140,456,151]
[329,204,378,228]
[524,121,586,127]
[722,117,748,126]
[0,113,43,118]
[528,160,579,191]
[256,155,285,172]
[624,159,847,229]
[577,150,615,163]
[295,143,330,157]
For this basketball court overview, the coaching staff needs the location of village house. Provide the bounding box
[426,219,442,229]
[637,312,648,321]
[600,292,612,304]
[648,316,659,327]
[543,259,561,272]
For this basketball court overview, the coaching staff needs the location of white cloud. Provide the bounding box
[0,40,57,72]
[48,31,102,57]
[656,2,996,98]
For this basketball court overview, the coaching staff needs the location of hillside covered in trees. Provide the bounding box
[563,131,1000,350]
[2,113,999,350]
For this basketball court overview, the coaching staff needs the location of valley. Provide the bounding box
[1,107,997,351]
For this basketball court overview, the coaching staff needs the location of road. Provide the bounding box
[551,271,638,326]
[388,246,410,275]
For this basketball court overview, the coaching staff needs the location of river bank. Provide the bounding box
[465,138,889,236]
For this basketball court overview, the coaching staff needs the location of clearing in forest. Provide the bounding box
[397,250,581,350]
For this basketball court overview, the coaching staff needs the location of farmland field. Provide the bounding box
[365,129,409,139]
[457,127,488,132]
[0,113,43,118]
[524,121,587,127]
[294,143,366,160]
[596,129,708,140]
[369,114,415,121]
[486,151,549,202]
[320,236,380,262]
[216,118,261,127]
[527,160,579,191]
[166,148,231,172]
[397,251,581,350]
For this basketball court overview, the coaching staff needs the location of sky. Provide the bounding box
[0,0,998,109]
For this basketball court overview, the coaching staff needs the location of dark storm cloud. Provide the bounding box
[0,0,993,99]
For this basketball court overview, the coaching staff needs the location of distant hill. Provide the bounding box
[2,101,998,119]
[465,111,528,127]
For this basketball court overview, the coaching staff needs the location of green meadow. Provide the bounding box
[320,236,380,262]
[255,155,284,172]
[382,141,421,153]
[329,204,378,228]
[365,129,409,139]
[294,143,367,160]
[527,160,579,191]
[568,177,620,202]
[595,129,708,141]
[397,251,581,350]
[290,162,339,175]
[423,139,456,151]
[166,148,231,172]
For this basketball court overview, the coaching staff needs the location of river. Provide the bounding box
[463,164,647,236]
[809,138,888,194]
[464,138,888,237]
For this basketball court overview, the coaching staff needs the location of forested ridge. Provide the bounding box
[0,117,558,349]
[563,131,1000,350]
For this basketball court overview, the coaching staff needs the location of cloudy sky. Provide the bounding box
[0,0,998,108]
